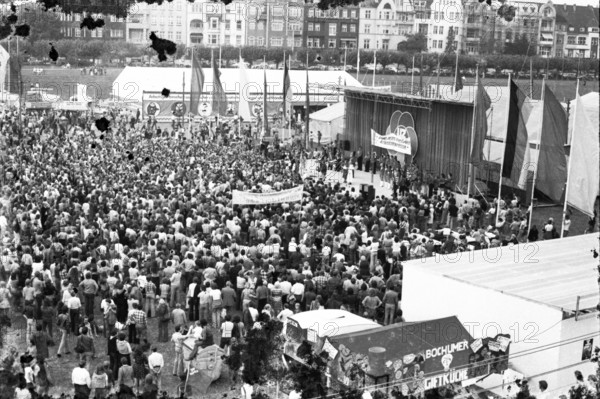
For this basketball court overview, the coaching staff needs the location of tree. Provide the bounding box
[444,28,456,54]
[19,7,63,43]
[287,341,329,399]
[504,33,535,56]
[226,317,287,395]
[397,33,427,53]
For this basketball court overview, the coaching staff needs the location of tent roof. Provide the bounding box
[332,316,473,356]
[403,234,599,313]
[568,91,599,143]
[288,309,379,337]
[309,101,345,122]
[113,67,362,102]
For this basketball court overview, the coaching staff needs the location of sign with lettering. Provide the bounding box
[371,110,418,158]
[232,185,304,205]
[423,369,469,390]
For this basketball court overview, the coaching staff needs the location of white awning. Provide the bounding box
[541,33,553,40]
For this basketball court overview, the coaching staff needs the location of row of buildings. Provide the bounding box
[45,0,600,58]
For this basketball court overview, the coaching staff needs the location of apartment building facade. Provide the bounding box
[186,0,247,47]
[245,0,303,48]
[358,0,415,50]
[125,0,187,44]
[303,0,359,49]
[59,12,126,40]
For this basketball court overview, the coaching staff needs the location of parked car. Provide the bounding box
[344,65,356,72]
[500,69,514,76]
[486,68,497,77]
[407,67,420,74]
[561,72,577,79]
[397,64,407,74]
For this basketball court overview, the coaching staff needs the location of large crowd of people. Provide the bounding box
[0,106,597,399]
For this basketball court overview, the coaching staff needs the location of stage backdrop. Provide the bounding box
[344,88,474,189]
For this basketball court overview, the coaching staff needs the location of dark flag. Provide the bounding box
[190,51,204,115]
[211,54,227,116]
[535,85,568,202]
[470,78,492,165]
[502,80,530,189]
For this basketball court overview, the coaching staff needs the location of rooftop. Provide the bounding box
[404,234,600,314]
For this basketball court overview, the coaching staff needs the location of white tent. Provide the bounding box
[112,67,362,103]
[402,234,600,399]
[308,101,345,145]
[568,91,599,144]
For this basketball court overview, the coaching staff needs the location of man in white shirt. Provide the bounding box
[72,360,91,397]
[148,347,165,390]
[536,380,549,399]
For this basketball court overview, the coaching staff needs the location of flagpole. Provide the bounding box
[372,50,376,88]
[288,55,292,134]
[453,45,459,95]
[219,46,222,68]
[263,55,267,138]
[343,47,347,72]
[182,69,185,131]
[561,79,579,238]
[527,78,545,241]
[356,49,360,81]
[467,64,479,197]
[283,51,286,122]
[305,52,309,148]
[410,55,415,95]
[496,73,511,225]
[529,58,534,99]
[436,53,441,98]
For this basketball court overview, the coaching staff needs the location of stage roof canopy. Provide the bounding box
[309,101,345,122]
[403,234,599,313]
[113,67,362,102]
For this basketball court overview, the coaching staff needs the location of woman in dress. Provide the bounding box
[269,281,283,315]
[132,346,148,394]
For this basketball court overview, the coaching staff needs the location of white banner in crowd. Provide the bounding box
[232,185,304,205]
[371,128,411,155]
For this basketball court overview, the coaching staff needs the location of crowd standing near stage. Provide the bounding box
[0,106,597,399]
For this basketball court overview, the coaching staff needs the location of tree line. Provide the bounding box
[16,38,599,76]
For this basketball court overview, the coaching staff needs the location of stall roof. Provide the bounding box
[309,101,345,123]
[113,67,362,102]
[288,309,379,337]
[403,234,600,313]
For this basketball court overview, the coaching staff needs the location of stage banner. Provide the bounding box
[232,185,304,205]
[371,128,411,155]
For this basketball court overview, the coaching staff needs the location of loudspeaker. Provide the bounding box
[342,140,351,151]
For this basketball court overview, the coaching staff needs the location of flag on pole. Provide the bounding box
[76,83,88,102]
[454,68,463,92]
[211,52,228,116]
[190,51,204,115]
[565,88,600,216]
[535,85,568,203]
[470,77,492,165]
[0,45,9,94]
[502,80,530,189]
[305,54,310,144]
[283,54,292,120]
[238,55,252,120]
[419,53,423,94]
[263,61,269,136]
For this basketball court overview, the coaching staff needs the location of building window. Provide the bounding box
[341,24,347,33]
[329,24,337,35]
[110,29,123,38]
[382,39,389,50]
[176,16,182,26]
[328,38,336,48]
[168,17,173,26]
[467,28,477,38]
[225,35,231,44]
[211,18,218,29]
[167,31,173,40]
[272,21,283,31]
[295,38,302,47]
[350,24,356,33]
[567,36,575,44]
[151,16,157,25]
[225,20,231,30]
[97,28,102,37]
[432,40,438,48]
[315,23,320,31]
[363,39,370,49]
[249,22,256,30]
[159,16,164,25]
[365,10,371,19]
[236,35,242,46]
[236,20,242,30]
[556,50,562,57]
[209,34,219,45]
[258,37,264,46]
[384,11,390,19]
[466,45,476,53]
[176,31,182,41]
[248,36,255,45]
[258,22,264,30]
[439,26,443,35]
[290,23,301,31]
[308,8,315,17]
[433,26,438,34]
[271,37,283,46]
[364,24,370,33]
[351,10,357,18]
[308,23,313,31]
[578,37,586,45]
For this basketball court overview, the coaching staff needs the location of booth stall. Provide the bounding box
[308,101,345,145]
[401,234,600,398]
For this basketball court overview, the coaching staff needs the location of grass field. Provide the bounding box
[21,66,599,103]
